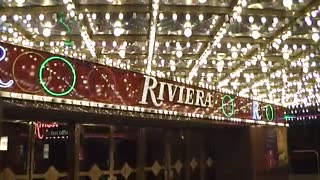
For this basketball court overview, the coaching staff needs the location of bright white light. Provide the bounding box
[283,0,293,8]
[43,27,51,37]
[15,0,25,4]
[283,52,289,60]
[39,14,44,21]
[159,13,164,20]
[198,0,207,3]
[0,15,6,22]
[172,13,177,21]
[170,65,176,71]
[199,14,204,21]
[231,52,238,59]
[251,30,260,39]
[312,33,319,42]
[105,13,110,20]
[13,15,19,22]
[249,16,254,23]
[113,21,124,37]
[176,50,183,58]
[184,27,192,37]
[119,48,126,58]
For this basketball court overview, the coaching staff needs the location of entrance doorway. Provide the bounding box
[0,120,217,180]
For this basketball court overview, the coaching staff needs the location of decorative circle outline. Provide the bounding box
[39,56,76,97]
[12,51,51,93]
[0,45,6,61]
[265,104,274,121]
[221,95,235,118]
[87,66,118,102]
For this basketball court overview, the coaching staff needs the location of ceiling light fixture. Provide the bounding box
[43,27,51,37]
[312,33,319,42]
[15,0,25,4]
[283,0,293,8]
[113,21,124,37]
[183,22,192,37]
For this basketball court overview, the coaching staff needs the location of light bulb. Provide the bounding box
[113,21,123,37]
[251,30,260,39]
[312,33,319,42]
[283,0,293,8]
[176,50,183,58]
[15,0,25,4]
[283,52,289,60]
[43,27,51,37]
[184,27,192,37]
[119,48,126,58]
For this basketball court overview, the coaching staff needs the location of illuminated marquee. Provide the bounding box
[0,43,284,124]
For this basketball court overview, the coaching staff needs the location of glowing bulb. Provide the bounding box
[43,27,51,37]
[283,0,293,8]
[312,33,319,42]
[283,52,289,60]
[184,27,192,37]
[251,30,260,39]
[15,0,25,4]
[119,48,126,58]
[113,21,124,37]
[176,50,183,58]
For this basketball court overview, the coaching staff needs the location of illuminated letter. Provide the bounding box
[177,86,185,103]
[139,75,162,106]
[265,104,274,121]
[205,93,213,108]
[185,87,194,105]
[0,45,13,88]
[195,90,205,107]
[252,101,261,120]
[157,82,166,101]
[167,84,178,102]
[221,95,235,117]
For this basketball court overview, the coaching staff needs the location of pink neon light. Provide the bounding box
[35,122,59,139]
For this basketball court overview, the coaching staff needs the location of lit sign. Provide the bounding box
[139,75,213,107]
[221,95,235,117]
[252,101,261,120]
[35,122,59,139]
[0,136,8,151]
[0,45,13,88]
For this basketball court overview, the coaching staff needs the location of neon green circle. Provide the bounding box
[265,104,274,121]
[222,95,235,117]
[39,56,76,97]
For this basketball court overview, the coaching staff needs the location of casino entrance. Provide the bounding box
[0,101,289,180]
[0,114,223,180]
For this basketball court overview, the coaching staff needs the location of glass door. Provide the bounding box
[0,121,30,179]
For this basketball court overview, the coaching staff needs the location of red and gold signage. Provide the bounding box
[0,42,286,124]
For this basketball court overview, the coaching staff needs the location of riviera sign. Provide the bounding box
[139,75,276,121]
[139,75,213,108]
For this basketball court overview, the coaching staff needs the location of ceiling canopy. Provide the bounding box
[0,0,319,107]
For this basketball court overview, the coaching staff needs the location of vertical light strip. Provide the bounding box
[146,0,160,74]
[63,0,97,58]
[188,0,242,81]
